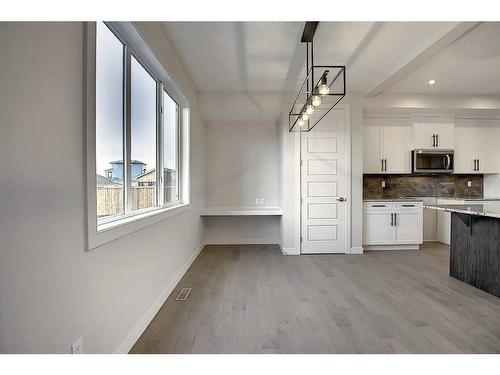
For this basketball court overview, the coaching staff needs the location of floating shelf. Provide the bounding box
[201,207,283,216]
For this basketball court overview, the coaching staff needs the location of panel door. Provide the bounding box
[413,117,455,149]
[394,211,422,244]
[301,108,347,254]
[363,118,382,173]
[477,122,500,174]
[381,118,411,173]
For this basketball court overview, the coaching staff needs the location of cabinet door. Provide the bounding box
[454,122,479,173]
[363,119,382,173]
[477,122,500,174]
[381,118,411,173]
[394,210,422,244]
[364,210,395,245]
[413,117,455,149]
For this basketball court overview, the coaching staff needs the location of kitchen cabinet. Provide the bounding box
[364,201,423,250]
[363,117,411,174]
[412,116,455,149]
[454,119,500,174]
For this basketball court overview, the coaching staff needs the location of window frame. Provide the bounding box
[85,22,191,250]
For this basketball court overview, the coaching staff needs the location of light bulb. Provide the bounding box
[318,84,330,95]
[301,113,309,121]
[297,118,305,127]
[311,95,321,107]
[306,105,314,115]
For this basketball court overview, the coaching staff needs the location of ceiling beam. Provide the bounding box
[366,22,481,97]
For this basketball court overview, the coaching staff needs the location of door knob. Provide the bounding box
[337,197,346,202]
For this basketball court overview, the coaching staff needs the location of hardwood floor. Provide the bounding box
[130,242,500,353]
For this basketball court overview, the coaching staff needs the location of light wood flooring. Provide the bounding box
[130,242,500,353]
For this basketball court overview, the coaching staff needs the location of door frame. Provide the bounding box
[297,104,351,254]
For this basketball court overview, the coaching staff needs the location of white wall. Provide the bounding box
[203,120,281,243]
[0,22,205,353]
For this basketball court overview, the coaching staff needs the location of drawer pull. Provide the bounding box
[371,204,386,207]
[401,204,416,207]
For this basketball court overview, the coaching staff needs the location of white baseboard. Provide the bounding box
[279,243,300,255]
[204,239,279,245]
[114,241,206,354]
[350,246,364,254]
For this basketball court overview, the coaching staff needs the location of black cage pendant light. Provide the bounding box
[289,22,346,132]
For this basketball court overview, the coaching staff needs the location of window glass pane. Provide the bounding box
[95,23,124,219]
[131,55,157,211]
[163,91,179,204]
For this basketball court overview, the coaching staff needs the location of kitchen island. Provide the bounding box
[425,203,500,297]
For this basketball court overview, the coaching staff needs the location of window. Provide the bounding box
[88,22,189,247]
[130,55,157,211]
[163,90,180,204]
[95,22,125,218]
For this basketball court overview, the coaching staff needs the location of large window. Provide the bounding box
[92,22,186,234]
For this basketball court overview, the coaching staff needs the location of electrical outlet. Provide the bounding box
[468,180,472,187]
[381,181,386,188]
[259,198,265,205]
[255,198,260,205]
[71,337,84,354]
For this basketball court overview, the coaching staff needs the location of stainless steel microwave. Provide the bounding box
[412,149,454,174]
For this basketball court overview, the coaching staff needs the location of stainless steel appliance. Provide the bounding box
[412,149,454,174]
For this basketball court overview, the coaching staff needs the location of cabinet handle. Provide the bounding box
[401,204,415,207]
[436,134,439,147]
[372,204,386,207]
[390,213,394,226]
[477,159,480,171]
[432,134,436,147]
[384,159,387,171]
[381,159,384,171]
[474,159,477,171]
[394,212,397,226]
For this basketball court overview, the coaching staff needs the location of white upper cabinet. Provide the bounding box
[412,116,455,149]
[363,118,383,173]
[455,118,500,174]
[363,117,411,174]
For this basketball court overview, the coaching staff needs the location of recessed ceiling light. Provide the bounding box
[428,79,436,85]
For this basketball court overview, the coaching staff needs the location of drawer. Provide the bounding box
[364,202,392,211]
[395,202,422,210]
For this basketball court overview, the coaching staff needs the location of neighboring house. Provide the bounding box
[104,160,146,182]
[135,168,177,187]
[96,174,121,187]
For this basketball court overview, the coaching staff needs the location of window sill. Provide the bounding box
[88,203,190,250]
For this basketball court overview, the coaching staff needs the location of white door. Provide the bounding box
[364,211,394,245]
[381,118,411,173]
[394,211,422,243]
[454,122,479,173]
[363,118,382,173]
[301,108,347,254]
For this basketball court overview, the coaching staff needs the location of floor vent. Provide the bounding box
[175,287,192,301]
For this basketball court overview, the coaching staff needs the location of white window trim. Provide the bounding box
[85,22,191,250]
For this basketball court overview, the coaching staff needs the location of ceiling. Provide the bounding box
[162,21,500,121]
[386,22,500,94]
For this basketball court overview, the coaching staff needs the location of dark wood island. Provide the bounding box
[425,203,500,297]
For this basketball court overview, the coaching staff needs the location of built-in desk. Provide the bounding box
[201,207,283,216]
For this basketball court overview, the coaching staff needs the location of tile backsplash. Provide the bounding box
[363,174,483,199]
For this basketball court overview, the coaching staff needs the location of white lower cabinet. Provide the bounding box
[363,201,423,250]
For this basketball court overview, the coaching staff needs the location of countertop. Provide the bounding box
[424,203,500,219]
[435,197,500,202]
[364,198,424,202]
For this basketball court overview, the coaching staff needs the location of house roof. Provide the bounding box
[96,174,121,186]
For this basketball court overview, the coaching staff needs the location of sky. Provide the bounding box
[95,22,177,179]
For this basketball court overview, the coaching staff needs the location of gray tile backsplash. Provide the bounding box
[363,174,483,199]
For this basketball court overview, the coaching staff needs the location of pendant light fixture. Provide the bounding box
[289,22,346,132]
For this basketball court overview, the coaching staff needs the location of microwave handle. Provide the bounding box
[444,154,451,169]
